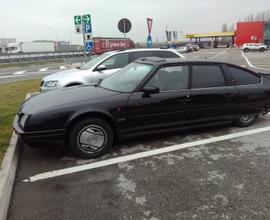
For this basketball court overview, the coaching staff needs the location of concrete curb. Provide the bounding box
[0,93,31,220]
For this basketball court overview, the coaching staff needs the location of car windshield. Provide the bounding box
[100,62,154,92]
[80,53,111,70]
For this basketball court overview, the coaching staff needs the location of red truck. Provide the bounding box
[93,37,135,54]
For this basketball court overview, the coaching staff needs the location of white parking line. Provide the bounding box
[241,51,270,71]
[59,66,66,69]
[23,125,270,183]
[209,49,228,60]
[38,68,49,72]
[0,75,27,78]
[13,70,26,75]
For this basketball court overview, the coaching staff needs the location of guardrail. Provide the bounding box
[0,51,84,64]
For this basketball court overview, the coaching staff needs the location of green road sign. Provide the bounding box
[83,14,91,24]
[74,15,81,25]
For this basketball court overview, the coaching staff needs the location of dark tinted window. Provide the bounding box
[228,66,261,85]
[153,51,180,58]
[146,66,189,91]
[101,53,129,70]
[192,65,225,88]
[130,51,153,61]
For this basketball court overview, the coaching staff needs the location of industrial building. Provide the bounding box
[236,21,270,46]
[184,21,270,47]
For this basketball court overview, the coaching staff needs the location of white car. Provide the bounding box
[177,46,187,53]
[40,48,185,92]
[242,43,268,52]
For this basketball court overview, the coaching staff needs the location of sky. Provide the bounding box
[0,0,269,45]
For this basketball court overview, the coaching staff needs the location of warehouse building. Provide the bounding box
[235,21,270,46]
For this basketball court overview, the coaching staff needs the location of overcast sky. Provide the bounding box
[0,0,269,45]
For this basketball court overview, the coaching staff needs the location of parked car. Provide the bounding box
[242,43,268,52]
[40,48,184,92]
[15,58,270,158]
[177,46,187,53]
[185,44,193,53]
[191,44,200,51]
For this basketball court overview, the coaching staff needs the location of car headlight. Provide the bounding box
[19,114,30,129]
[43,81,58,87]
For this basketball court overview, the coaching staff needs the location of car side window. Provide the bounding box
[228,65,261,85]
[101,53,129,70]
[146,66,189,91]
[130,51,153,62]
[153,51,180,58]
[191,65,225,88]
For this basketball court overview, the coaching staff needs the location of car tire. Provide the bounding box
[244,48,249,52]
[260,48,265,52]
[69,118,114,158]
[234,113,258,127]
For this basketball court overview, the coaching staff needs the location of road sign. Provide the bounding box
[83,14,91,24]
[147,18,153,34]
[85,41,93,52]
[86,34,92,41]
[75,25,82,34]
[84,24,92,33]
[118,18,132,33]
[147,35,152,48]
[74,15,82,25]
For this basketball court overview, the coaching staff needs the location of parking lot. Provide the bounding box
[7,48,270,220]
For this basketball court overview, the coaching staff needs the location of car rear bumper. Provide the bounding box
[13,116,65,147]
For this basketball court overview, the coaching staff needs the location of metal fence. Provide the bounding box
[0,51,84,64]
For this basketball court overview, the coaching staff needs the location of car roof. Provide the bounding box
[135,57,233,66]
[111,48,179,53]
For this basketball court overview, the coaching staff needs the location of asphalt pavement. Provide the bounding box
[7,48,270,220]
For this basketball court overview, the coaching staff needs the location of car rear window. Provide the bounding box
[191,65,226,88]
[228,66,261,85]
[153,51,180,58]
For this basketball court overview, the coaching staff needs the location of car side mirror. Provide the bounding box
[96,65,107,72]
[142,86,160,97]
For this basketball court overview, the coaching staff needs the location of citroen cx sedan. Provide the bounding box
[14,58,270,158]
[40,48,184,92]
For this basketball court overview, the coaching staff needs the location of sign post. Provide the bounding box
[74,14,93,57]
[118,18,132,48]
[146,18,153,48]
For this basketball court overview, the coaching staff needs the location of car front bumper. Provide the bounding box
[13,115,66,147]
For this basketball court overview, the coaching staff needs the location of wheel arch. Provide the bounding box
[65,111,120,145]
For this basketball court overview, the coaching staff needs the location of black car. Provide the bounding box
[14,58,270,158]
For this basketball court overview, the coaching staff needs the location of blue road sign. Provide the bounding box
[147,35,152,48]
[84,24,92,33]
[85,41,93,52]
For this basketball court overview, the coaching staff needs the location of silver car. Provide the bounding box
[40,48,185,92]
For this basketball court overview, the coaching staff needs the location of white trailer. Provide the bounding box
[20,42,55,53]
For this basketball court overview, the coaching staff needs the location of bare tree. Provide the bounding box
[221,23,228,32]
[229,24,235,32]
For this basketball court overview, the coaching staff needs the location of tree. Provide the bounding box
[221,23,228,32]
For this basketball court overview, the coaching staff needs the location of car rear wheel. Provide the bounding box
[69,118,114,158]
[234,113,258,127]
[244,48,249,52]
[260,48,265,52]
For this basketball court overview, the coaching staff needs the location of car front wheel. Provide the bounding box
[260,48,265,52]
[234,113,258,127]
[69,118,114,158]
[244,48,249,52]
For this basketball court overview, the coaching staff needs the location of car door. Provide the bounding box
[94,53,129,79]
[189,64,238,124]
[126,65,191,134]
[227,64,265,114]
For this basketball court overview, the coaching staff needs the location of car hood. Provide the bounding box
[20,85,119,114]
[42,68,88,81]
